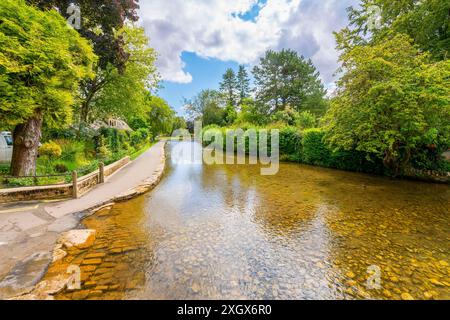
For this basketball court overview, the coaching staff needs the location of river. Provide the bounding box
[50,141,450,300]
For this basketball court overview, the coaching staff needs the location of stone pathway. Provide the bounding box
[0,141,166,299]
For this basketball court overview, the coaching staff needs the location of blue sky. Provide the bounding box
[139,0,358,115]
[158,53,241,115]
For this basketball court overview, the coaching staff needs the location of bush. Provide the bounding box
[295,111,316,130]
[279,126,302,160]
[39,141,62,159]
[301,128,332,166]
[330,150,384,174]
[0,164,9,174]
[58,140,85,162]
[97,145,111,159]
[54,163,68,173]
[131,128,150,146]
[410,144,450,173]
[99,128,131,153]
[200,124,386,174]
[300,128,384,173]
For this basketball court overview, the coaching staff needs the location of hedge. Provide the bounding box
[201,125,385,174]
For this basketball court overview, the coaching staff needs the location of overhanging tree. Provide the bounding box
[0,0,96,176]
[91,26,160,122]
[342,0,449,60]
[27,0,141,125]
[324,34,450,175]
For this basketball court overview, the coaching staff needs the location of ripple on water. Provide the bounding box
[47,142,450,300]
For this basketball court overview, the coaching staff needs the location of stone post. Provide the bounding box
[99,162,105,183]
[72,170,78,199]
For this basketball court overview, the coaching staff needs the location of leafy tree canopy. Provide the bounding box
[185,89,226,127]
[324,34,450,175]
[27,0,140,70]
[0,0,96,128]
[340,0,449,60]
[92,26,160,122]
[252,49,327,115]
[219,68,238,107]
[237,65,251,104]
[147,96,176,137]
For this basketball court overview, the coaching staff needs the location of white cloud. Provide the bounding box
[138,0,358,85]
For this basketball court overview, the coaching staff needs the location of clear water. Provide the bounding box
[51,141,450,300]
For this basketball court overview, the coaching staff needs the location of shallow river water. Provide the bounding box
[49,141,450,300]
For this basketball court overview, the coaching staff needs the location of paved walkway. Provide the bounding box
[0,141,165,298]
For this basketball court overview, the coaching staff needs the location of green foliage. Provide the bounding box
[278,126,302,161]
[97,145,111,160]
[93,26,160,122]
[325,34,450,175]
[410,147,450,173]
[344,0,449,60]
[301,129,332,166]
[237,65,251,104]
[53,163,68,173]
[147,96,176,137]
[189,50,328,129]
[0,0,96,128]
[223,104,238,125]
[185,89,226,126]
[187,50,328,128]
[28,0,140,70]
[128,116,149,131]
[0,164,9,175]
[59,140,88,162]
[271,106,298,126]
[172,116,187,133]
[295,111,317,130]
[99,128,131,153]
[131,128,150,146]
[234,98,269,126]
[39,141,62,159]
[220,68,238,107]
[203,124,386,174]
[252,49,327,115]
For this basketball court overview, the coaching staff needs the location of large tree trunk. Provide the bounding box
[10,111,43,177]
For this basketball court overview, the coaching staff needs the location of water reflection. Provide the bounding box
[54,141,449,300]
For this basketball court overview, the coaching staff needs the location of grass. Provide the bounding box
[130,141,155,160]
[0,140,156,189]
[0,163,9,174]
[0,163,9,188]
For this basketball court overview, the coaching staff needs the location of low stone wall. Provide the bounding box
[76,157,131,197]
[77,171,99,197]
[9,144,167,300]
[0,184,73,203]
[104,156,130,177]
[0,156,131,203]
[403,167,450,184]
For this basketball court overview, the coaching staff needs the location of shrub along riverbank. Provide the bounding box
[0,127,154,188]
[202,124,450,181]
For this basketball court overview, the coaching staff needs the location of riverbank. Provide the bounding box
[201,125,450,184]
[0,141,166,299]
[23,141,449,300]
